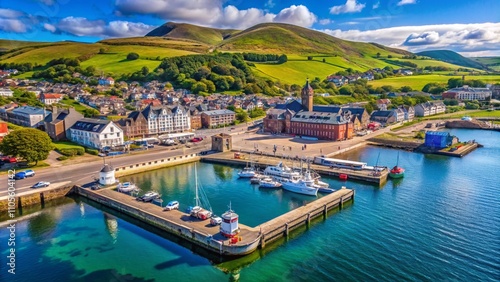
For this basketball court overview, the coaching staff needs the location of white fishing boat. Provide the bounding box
[238,167,257,178]
[280,171,320,196]
[263,162,301,181]
[250,174,265,184]
[117,181,137,193]
[259,177,282,188]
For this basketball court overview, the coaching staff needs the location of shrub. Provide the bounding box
[85,148,99,155]
[127,52,139,60]
[57,156,68,161]
[415,131,425,139]
[59,148,84,156]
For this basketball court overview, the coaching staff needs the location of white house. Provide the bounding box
[0,88,13,97]
[40,93,64,105]
[141,104,191,135]
[443,85,492,101]
[69,118,123,149]
[414,102,446,117]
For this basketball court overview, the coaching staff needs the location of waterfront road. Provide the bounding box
[0,145,206,198]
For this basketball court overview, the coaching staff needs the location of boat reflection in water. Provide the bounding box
[104,213,118,243]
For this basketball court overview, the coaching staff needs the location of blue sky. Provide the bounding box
[0,0,499,56]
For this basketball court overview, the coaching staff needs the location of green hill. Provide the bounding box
[417,50,488,70]
[146,22,239,45]
[470,57,500,71]
[1,22,488,85]
[217,23,413,58]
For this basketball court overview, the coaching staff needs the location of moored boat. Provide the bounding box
[259,177,282,188]
[263,162,301,181]
[117,181,137,193]
[280,171,319,196]
[389,166,405,178]
[238,167,257,178]
[389,152,405,178]
[250,174,264,184]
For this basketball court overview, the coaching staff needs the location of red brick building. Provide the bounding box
[263,79,354,140]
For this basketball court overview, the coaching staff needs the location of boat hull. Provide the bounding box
[389,172,405,178]
[281,183,318,196]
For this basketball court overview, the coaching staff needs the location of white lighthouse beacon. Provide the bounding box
[220,203,240,238]
[99,163,116,186]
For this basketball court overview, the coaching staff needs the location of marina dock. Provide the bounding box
[202,151,388,186]
[75,184,354,256]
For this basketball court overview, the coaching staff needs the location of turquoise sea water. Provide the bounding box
[1,129,499,281]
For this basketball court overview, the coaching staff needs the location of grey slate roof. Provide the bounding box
[291,111,349,125]
[202,109,235,116]
[71,118,110,133]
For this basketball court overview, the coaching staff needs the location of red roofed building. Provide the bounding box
[40,93,64,105]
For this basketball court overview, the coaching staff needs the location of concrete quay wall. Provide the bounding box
[76,187,259,256]
[258,189,354,247]
[0,182,73,212]
[114,153,201,177]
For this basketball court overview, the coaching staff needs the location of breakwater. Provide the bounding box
[74,185,354,256]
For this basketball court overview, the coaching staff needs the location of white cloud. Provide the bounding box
[373,1,380,9]
[48,16,156,37]
[274,5,317,28]
[43,23,56,32]
[397,0,417,6]
[319,19,332,25]
[329,0,366,15]
[0,8,24,19]
[115,0,317,28]
[0,19,27,33]
[319,22,500,56]
[404,31,439,45]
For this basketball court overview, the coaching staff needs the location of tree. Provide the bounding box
[127,52,139,60]
[236,110,249,122]
[307,56,313,60]
[376,52,381,58]
[82,108,100,118]
[400,86,413,92]
[0,129,54,165]
[278,54,288,64]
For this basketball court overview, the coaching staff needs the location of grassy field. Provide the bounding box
[448,110,500,118]
[58,99,89,114]
[471,57,500,71]
[369,74,500,90]
[1,43,103,64]
[80,45,196,76]
[52,141,85,151]
[252,53,472,85]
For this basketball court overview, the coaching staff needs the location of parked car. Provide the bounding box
[163,200,179,211]
[1,156,17,163]
[32,181,50,188]
[14,169,35,179]
[210,216,222,226]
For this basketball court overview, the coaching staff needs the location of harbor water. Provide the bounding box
[1,129,499,281]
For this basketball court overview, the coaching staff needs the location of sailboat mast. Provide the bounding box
[195,163,200,206]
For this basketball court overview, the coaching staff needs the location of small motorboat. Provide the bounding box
[238,167,257,178]
[259,177,282,188]
[250,174,265,184]
[117,182,137,193]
